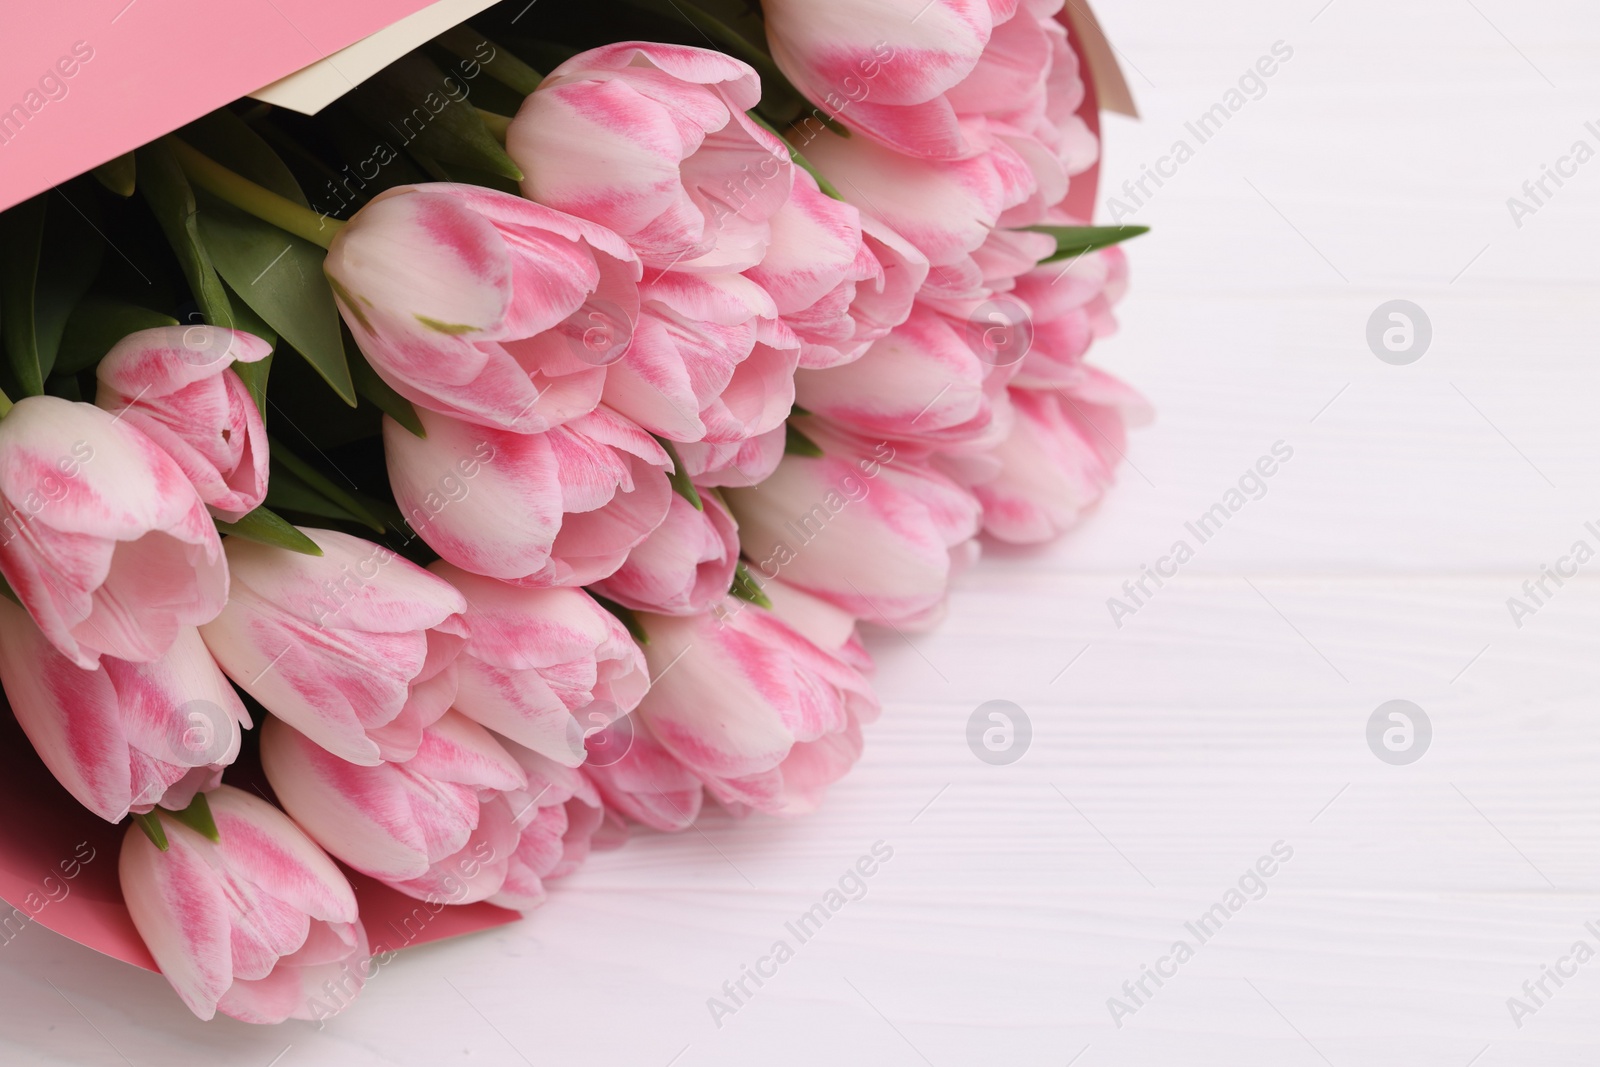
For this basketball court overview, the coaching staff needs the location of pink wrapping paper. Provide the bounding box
[0,1,439,213]
[0,700,519,972]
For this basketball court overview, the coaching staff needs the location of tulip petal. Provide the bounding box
[119,820,234,1020]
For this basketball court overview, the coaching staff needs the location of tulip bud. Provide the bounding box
[325,183,641,433]
[589,489,739,616]
[383,405,673,588]
[94,325,271,522]
[670,424,787,489]
[615,600,877,817]
[119,786,368,1023]
[261,713,526,905]
[509,43,794,273]
[0,600,248,822]
[200,528,468,766]
[746,170,928,370]
[490,739,606,910]
[725,422,981,629]
[975,375,1151,543]
[0,395,226,668]
[583,713,704,832]
[763,0,993,159]
[601,270,800,445]
[1007,244,1127,389]
[436,563,648,763]
[794,304,1011,450]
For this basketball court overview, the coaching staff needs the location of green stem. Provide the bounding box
[166,137,344,250]
[438,26,544,94]
[0,385,12,419]
[477,108,512,144]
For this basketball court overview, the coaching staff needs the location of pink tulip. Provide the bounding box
[384,405,673,588]
[119,785,368,1023]
[804,122,1034,275]
[793,303,1015,450]
[763,0,994,159]
[93,325,271,523]
[589,488,739,615]
[1007,243,1128,389]
[947,0,1098,226]
[797,229,1064,457]
[744,169,928,370]
[583,712,704,832]
[768,0,1092,222]
[754,576,876,674]
[788,0,1098,269]
[673,423,787,488]
[509,43,794,273]
[0,599,247,822]
[0,395,226,668]
[601,270,799,444]
[585,578,877,832]
[434,562,648,764]
[489,739,606,910]
[325,183,641,433]
[616,599,877,816]
[725,421,982,628]
[261,712,527,905]
[199,528,467,766]
[975,373,1152,543]
[915,225,1057,315]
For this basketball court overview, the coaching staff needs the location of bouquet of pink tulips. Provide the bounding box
[0,0,1146,1023]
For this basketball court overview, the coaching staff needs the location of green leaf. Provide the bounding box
[655,437,703,511]
[132,811,168,851]
[268,436,385,533]
[216,278,276,418]
[215,504,323,555]
[44,375,82,401]
[180,110,310,206]
[196,199,354,405]
[217,278,278,347]
[730,561,773,609]
[413,158,520,197]
[436,25,544,94]
[315,110,433,208]
[138,141,235,326]
[785,422,823,457]
[164,791,219,842]
[0,196,53,395]
[504,40,579,76]
[38,196,106,374]
[54,299,179,376]
[350,346,424,437]
[589,592,648,646]
[265,468,363,526]
[0,194,103,394]
[348,53,523,182]
[1023,224,1151,263]
[93,153,136,197]
[233,352,272,419]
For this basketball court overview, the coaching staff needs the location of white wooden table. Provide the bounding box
[5,1,1599,1063]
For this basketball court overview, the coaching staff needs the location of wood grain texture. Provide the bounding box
[4,1,1599,1063]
